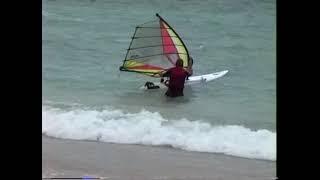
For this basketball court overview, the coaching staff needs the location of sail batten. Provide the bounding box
[133,36,178,39]
[128,44,185,51]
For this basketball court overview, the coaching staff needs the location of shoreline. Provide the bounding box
[42,135,276,180]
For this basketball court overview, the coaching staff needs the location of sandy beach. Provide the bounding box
[42,136,276,180]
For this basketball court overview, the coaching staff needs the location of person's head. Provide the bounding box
[176,58,184,67]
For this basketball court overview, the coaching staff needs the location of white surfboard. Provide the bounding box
[140,70,228,90]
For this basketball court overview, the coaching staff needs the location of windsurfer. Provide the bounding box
[160,59,192,97]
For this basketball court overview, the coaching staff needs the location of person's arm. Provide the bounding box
[161,69,171,77]
[152,70,167,78]
[186,66,193,76]
[151,73,161,78]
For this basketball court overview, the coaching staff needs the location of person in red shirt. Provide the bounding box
[160,58,192,97]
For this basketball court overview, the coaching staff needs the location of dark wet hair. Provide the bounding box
[176,58,184,67]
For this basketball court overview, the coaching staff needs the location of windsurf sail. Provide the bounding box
[119,13,190,77]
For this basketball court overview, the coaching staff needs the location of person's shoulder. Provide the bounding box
[170,67,178,72]
[167,67,174,72]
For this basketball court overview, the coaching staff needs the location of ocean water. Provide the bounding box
[42,0,276,161]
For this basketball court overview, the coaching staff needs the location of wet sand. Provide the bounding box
[42,136,276,180]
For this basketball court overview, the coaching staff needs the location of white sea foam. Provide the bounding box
[42,105,276,161]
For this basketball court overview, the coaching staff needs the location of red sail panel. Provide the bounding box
[160,21,177,65]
